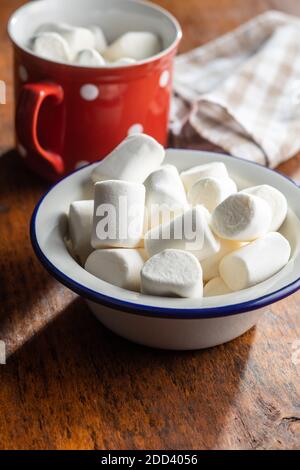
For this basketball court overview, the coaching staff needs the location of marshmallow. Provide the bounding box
[201,239,244,281]
[35,22,74,35]
[188,176,237,212]
[68,200,94,264]
[91,134,165,184]
[91,180,145,249]
[211,193,272,241]
[200,205,213,224]
[144,165,189,227]
[204,277,232,297]
[32,32,71,62]
[219,232,291,291]
[144,206,220,260]
[85,248,147,291]
[73,48,106,66]
[35,24,96,59]
[141,249,203,298]
[180,162,229,192]
[241,184,287,232]
[61,26,95,58]
[103,32,161,62]
[108,58,137,66]
[87,25,107,53]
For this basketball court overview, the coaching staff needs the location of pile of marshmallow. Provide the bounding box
[30,22,161,66]
[66,133,291,299]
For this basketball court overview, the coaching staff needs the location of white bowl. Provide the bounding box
[30,150,300,350]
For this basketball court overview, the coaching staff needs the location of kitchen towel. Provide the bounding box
[172,10,300,167]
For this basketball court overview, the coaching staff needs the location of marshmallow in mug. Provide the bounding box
[68,200,94,265]
[31,22,160,65]
[91,179,145,249]
[144,206,220,260]
[73,48,106,66]
[108,58,137,67]
[85,248,147,292]
[87,25,107,53]
[103,31,161,62]
[141,249,203,298]
[32,32,72,63]
[91,134,165,184]
[211,193,272,241]
[33,23,96,61]
[219,232,291,291]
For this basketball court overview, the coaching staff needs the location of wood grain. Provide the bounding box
[0,0,300,450]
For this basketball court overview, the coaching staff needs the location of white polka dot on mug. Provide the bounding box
[159,70,170,88]
[80,84,99,101]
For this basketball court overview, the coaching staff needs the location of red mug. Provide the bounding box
[8,0,182,181]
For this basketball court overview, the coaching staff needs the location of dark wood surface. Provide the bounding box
[0,0,300,450]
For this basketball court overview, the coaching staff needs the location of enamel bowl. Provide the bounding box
[30,150,300,350]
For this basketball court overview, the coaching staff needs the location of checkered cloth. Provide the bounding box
[171,11,300,167]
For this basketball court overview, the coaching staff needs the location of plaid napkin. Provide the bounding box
[171,11,300,167]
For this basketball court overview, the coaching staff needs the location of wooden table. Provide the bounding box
[0,0,300,450]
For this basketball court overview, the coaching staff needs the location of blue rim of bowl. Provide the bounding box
[30,152,300,319]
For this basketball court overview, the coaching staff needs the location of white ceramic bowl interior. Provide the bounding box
[31,150,300,349]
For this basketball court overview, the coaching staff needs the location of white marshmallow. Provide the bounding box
[108,58,137,66]
[85,248,147,291]
[103,31,161,62]
[141,249,203,298]
[204,277,232,297]
[32,32,71,63]
[201,239,244,281]
[87,25,107,53]
[91,134,165,184]
[144,165,189,228]
[73,48,106,66]
[180,162,229,192]
[219,232,291,291]
[35,22,74,35]
[91,180,145,249]
[61,26,95,58]
[34,24,95,60]
[195,221,220,261]
[241,184,287,232]
[200,205,213,224]
[188,176,237,212]
[68,200,94,264]
[211,193,272,241]
[144,206,220,260]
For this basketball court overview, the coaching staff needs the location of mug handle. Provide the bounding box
[16,81,64,176]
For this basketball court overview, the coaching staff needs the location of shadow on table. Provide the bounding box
[0,149,54,354]
[8,296,256,450]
